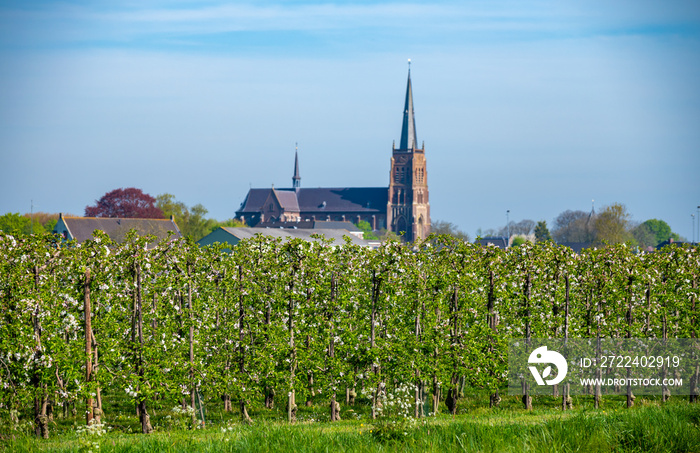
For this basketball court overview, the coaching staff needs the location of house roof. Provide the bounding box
[252,220,362,231]
[313,221,360,231]
[237,187,388,215]
[202,227,371,247]
[477,237,508,249]
[55,215,181,243]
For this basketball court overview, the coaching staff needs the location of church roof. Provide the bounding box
[237,187,388,215]
[297,187,387,213]
[274,189,300,212]
[237,189,271,213]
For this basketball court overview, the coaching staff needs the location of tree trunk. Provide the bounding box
[330,394,340,421]
[523,273,532,410]
[32,265,49,438]
[595,290,602,409]
[689,278,698,404]
[432,374,440,415]
[287,268,297,424]
[135,263,153,433]
[138,399,153,434]
[414,285,423,418]
[238,265,252,423]
[34,392,49,439]
[264,387,275,409]
[188,264,197,426]
[93,329,103,423]
[370,270,380,419]
[241,400,252,423]
[690,364,699,404]
[448,286,459,416]
[84,268,94,425]
[626,275,634,408]
[329,275,340,421]
[487,270,500,408]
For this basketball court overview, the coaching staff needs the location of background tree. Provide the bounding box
[633,219,680,248]
[594,203,634,246]
[355,220,379,240]
[0,213,43,235]
[509,219,536,237]
[0,213,60,236]
[631,222,657,249]
[511,236,527,247]
[551,210,596,243]
[156,193,242,241]
[85,188,164,219]
[431,220,470,241]
[478,219,536,239]
[534,220,552,243]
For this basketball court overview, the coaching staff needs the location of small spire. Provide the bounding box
[292,144,301,188]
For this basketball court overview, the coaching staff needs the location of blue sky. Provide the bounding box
[1,0,699,239]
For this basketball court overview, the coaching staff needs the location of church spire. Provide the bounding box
[399,60,418,150]
[292,144,301,188]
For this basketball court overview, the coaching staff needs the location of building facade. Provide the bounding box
[235,67,430,242]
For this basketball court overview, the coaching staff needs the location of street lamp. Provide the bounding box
[506,210,510,248]
[697,206,700,244]
[693,214,696,244]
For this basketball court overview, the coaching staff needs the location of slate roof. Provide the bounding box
[208,227,371,247]
[297,188,387,213]
[274,190,300,212]
[55,215,182,243]
[237,187,388,215]
[477,237,508,249]
[313,221,360,231]
[238,189,274,213]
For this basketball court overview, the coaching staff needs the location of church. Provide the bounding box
[235,65,431,242]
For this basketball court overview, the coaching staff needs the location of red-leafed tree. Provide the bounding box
[85,188,165,219]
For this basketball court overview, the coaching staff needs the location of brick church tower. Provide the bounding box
[387,63,430,242]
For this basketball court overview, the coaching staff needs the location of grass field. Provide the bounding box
[2,391,699,452]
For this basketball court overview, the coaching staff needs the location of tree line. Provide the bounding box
[0,188,242,242]
[478,203,682,249]
[1,231,697,438]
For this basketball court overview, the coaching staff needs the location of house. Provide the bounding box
[197,227,373,250]
[243,219,365,239]
[656,238,697,250]
[235,65,431,243]
[53,213,182,243]
[477,237,509,249]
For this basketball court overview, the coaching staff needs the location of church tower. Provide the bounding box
[387,62,430,242]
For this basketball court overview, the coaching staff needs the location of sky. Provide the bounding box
[1,0,699,240]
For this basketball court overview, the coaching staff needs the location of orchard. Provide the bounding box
[0,231,698,440]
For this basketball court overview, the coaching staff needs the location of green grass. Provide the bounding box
[2,392,699,452]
